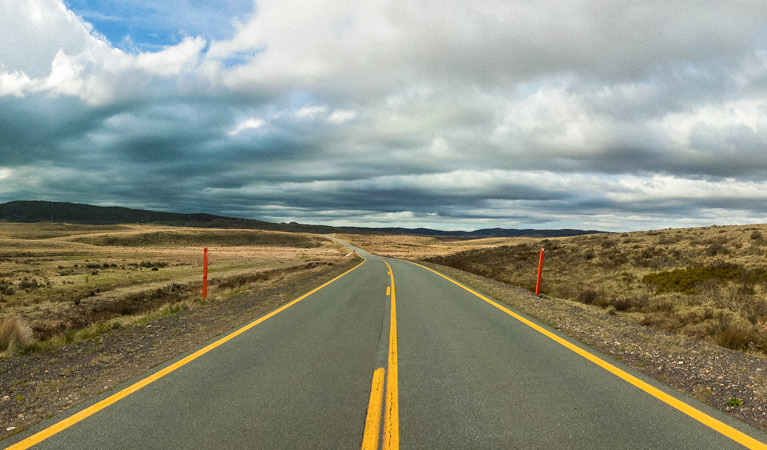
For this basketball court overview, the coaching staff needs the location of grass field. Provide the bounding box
[0,223,348,353]
[421,224,767,355]
[334,233,539,259]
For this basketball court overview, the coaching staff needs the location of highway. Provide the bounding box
[4,243,767,449]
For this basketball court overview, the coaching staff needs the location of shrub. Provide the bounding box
[642,264,742,294]
[140,261,169,269]
[716,325,757,351]
[18,278,40,291]
[0,279,14,296]
[612,296,633,311]
[705,238,729,256]
[577,288,598,305]
[742,297,767,324]
[618,272,636,284]
[600,239,617,249]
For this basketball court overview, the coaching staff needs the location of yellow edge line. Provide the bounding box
[6,258,367,450]
[411,261,767,450]
[361,367,385,450]
[382,260,399,450]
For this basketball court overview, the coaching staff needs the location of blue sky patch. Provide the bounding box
[64,0,254,51]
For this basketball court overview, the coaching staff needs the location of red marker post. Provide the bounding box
[202,247,208,299]
[535,247,545,296]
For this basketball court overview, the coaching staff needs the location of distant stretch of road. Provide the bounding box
[4,242,767,449]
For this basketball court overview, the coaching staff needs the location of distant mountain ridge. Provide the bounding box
[0,201,604,238]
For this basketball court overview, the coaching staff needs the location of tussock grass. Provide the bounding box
[0,316,35,355]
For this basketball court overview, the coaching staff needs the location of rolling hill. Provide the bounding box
[0,201,602,238]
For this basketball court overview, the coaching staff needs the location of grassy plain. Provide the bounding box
[334,233,538,259]
[343,225,767,355]
[0,223,348,353]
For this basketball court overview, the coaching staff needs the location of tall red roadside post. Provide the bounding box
[202,247,208,299]
[535,247,544,296]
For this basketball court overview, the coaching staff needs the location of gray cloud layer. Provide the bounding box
[2,0,767,231]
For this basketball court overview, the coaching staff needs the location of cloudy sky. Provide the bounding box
[2,0,767,232]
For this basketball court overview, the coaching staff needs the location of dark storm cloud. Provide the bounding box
[3,0,767,231]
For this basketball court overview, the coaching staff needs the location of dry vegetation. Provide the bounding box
[334,233,538,259]
[0,223,348,355]
[422,224,767,355]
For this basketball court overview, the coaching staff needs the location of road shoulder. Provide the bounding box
[419,261,767,434]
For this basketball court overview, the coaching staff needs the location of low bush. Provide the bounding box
[612,296,633,311]
[140,261,169,269]
[716,325,763,352]
[642,264,743,294]
[576,288,598,305]
[18,278,41,291]
[0,279,14,296]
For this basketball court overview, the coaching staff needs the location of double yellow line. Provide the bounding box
[361,260,399,450]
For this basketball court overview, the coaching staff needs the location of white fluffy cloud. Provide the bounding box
[0,0,206,104]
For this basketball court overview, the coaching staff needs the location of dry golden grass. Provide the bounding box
[0,222,349,350]
[334,233,539,259]
[419,224,767,354]
[0,316,34,353]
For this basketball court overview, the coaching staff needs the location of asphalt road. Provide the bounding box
[5,243,767,449]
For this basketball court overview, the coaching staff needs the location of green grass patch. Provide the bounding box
[22,302,190,355]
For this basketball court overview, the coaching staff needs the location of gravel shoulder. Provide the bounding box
[0,259,359,442]
[421,262,767,433]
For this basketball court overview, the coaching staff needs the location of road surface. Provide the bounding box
[4,243,767,449]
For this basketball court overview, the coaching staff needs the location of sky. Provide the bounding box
[2,1,767,232]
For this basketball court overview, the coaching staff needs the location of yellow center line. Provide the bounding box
[382,260,399,450]
[6,258,367,450]
[411,261,767,450]
[361,368,385,450]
